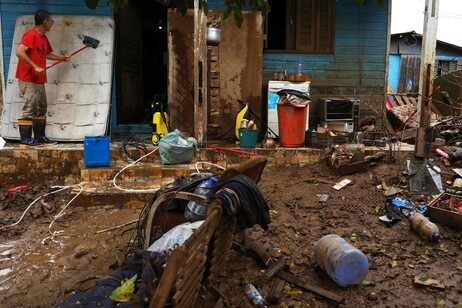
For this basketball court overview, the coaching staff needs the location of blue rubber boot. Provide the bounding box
[33,116,57,146]
[19,119,41,148]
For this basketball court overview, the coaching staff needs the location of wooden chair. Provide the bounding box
[145,155,268,307]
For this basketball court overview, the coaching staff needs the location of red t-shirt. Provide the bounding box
[15,28,53,84]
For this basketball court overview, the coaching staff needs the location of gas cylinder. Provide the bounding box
[409,212,441,241]
[314,234,369,287]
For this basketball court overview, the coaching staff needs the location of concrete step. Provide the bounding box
[80,161,199,183]
[70,181,157,208]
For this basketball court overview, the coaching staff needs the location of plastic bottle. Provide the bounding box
[314,234,369,287]
[297,62,303,76]
[409,212,441,241]
[184,177,217,222]
[283,67,288,80]
[244,284,265,308]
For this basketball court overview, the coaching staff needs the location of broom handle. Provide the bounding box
[45,45,89,70]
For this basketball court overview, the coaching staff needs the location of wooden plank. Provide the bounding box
[266,278,286,305]
[193,0,208,146]
[277,271,345,304]
[253,258,287,286]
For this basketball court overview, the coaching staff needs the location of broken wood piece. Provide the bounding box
[414,276,445,290]
[266,278,286,305]
[208,285,231,306]
[213,297,224,308]
[243,240,273,268]
[253,258,287,286]
[277,271,345,304]
[384,187,403,197]
[94,219,138,234]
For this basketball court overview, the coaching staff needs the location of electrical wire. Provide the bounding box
[0,185,78,231]
[194,161,227,173]
[42,184,84,243]
[112,147,160,193]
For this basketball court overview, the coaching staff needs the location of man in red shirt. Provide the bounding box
[15,10,69,148]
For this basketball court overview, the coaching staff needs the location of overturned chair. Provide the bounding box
[143,155,269,307]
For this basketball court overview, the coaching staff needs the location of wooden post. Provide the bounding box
[194,0,208,146]
[416,0,439,127]
[414,0,439,158]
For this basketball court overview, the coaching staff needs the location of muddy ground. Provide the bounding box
[0,153,461,307]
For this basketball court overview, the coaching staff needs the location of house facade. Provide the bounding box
[388,31,462,94]
[0,0,391,140]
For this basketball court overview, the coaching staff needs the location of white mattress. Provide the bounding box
[1,15,115,141]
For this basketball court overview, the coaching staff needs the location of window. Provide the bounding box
[266,0,336,53]
[435,60,458,77]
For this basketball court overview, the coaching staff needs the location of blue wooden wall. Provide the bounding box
[0,0,113,78]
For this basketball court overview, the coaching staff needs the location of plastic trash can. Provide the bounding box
[277,102,308,147]
[84,136,110,168]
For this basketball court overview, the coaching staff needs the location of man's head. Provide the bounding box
[34,10,52,26]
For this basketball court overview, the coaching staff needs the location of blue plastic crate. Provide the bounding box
[84,136,110,168]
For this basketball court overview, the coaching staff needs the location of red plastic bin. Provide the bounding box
[277,102,308,147]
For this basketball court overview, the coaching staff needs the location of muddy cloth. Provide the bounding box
[56,251,165,308]
[212,174,270,230]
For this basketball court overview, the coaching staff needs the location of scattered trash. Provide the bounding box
[0,137,5,149]
[109,274,137,302]
[327,146,369,175]
[407,159,443,195]
[245,284,266,307]
[367,291,379,301]
[427,192,462,229]
[147,220,204,256]
[7,185,29,192]
[283,283,302,295]
[414,276,445,290]
[333,179,352,190]
[319,192,330,203]
[409,212,441,241]
[435,148,449,159]
[184,176,217,222]
[158,129,198,164]
[380,198,427,224]
[314,234,369,287]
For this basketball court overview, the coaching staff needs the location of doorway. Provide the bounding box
[114,1,168,128]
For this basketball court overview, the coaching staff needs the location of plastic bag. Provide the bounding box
[158,129,198,164]
[147,220,204,256]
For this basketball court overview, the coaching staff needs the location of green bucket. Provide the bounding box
[238,128,258,148]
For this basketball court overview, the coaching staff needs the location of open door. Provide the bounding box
[115,1,168,127]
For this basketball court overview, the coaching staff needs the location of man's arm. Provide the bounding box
[16,44,43,74]
[47,53,70,61]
